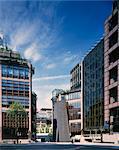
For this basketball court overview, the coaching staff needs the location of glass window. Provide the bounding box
[2,65,7,77]
[13,68,19,78]
[19,69,25,79]
[7,67,13,77]
[25,70,29,79]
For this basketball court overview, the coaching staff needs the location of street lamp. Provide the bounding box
[100,126,103,143]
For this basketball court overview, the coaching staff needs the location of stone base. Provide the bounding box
[80,135,87,143]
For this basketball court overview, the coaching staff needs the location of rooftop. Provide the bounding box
[0,33,30,66]
[0,41,32,69]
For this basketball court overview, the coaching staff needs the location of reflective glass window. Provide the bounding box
[25,70,29,79]
[7,67,13,77]
[19,69,25,79]
[2,65,7,77]
[13,68,19,78]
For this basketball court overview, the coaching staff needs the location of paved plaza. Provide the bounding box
[0,143,119,150]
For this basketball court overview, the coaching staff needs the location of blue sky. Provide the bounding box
[0,0,112,110]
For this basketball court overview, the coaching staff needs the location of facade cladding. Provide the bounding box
[70,63,82,91]
[64,90,81,136]
[65,63,83,136]
[104,1,119,132]
[0,41,34,141]
[83,39,104,130]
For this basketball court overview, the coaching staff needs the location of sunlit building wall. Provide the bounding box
[0,37,34,142]
[36,108,52,134]
[104,0,119,132]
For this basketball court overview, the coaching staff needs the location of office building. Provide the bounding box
[36,108,52,135]
[104,0,119,132]
[62,90,82,137]
[83,39,104,131]
[70,63,82,91]
[0,35,34,142]
[36,108,52,142]
[66,63,83,137]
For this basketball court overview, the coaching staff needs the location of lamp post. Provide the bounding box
[100,126,103,143]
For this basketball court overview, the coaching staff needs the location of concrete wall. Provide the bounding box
[103,133,119,144]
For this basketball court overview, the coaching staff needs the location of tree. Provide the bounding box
[7,102,27,144]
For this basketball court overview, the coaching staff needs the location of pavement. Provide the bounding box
[0,142,119,150]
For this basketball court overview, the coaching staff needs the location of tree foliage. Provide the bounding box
[6,102,27,143]
[7,102,26,118]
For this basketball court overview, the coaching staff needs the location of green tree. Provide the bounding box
[7,102,27,144]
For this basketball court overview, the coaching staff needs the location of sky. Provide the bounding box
[0,0,112,110]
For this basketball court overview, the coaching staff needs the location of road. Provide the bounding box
[0,143,119,150]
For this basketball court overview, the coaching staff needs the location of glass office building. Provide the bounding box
[83,39,104,131]
[64,63,83,136]
[70,63,82,91]
[0,40,34,142]
[65,90,81,136]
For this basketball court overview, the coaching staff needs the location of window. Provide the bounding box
[109,30,118,48]
[109,66,118,84]
[109,12,118,31]
[109,86,118,104]
[19,69,25,79]
[2,65,29,79]
[110,107,119,132]
[109,47,119,64]
[7,67,13,77]
[25,69,29,79]
[13,68,19,78]
[2,65,7,77]
[2,79,30,98]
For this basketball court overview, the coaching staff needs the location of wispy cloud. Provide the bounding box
[63,51,80,64]
[0,1,61,63]
[0,1,73,109]
[10,22,38,51]
[24,42,42,62]
[45,63,56,69]
[33,74,70,81]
